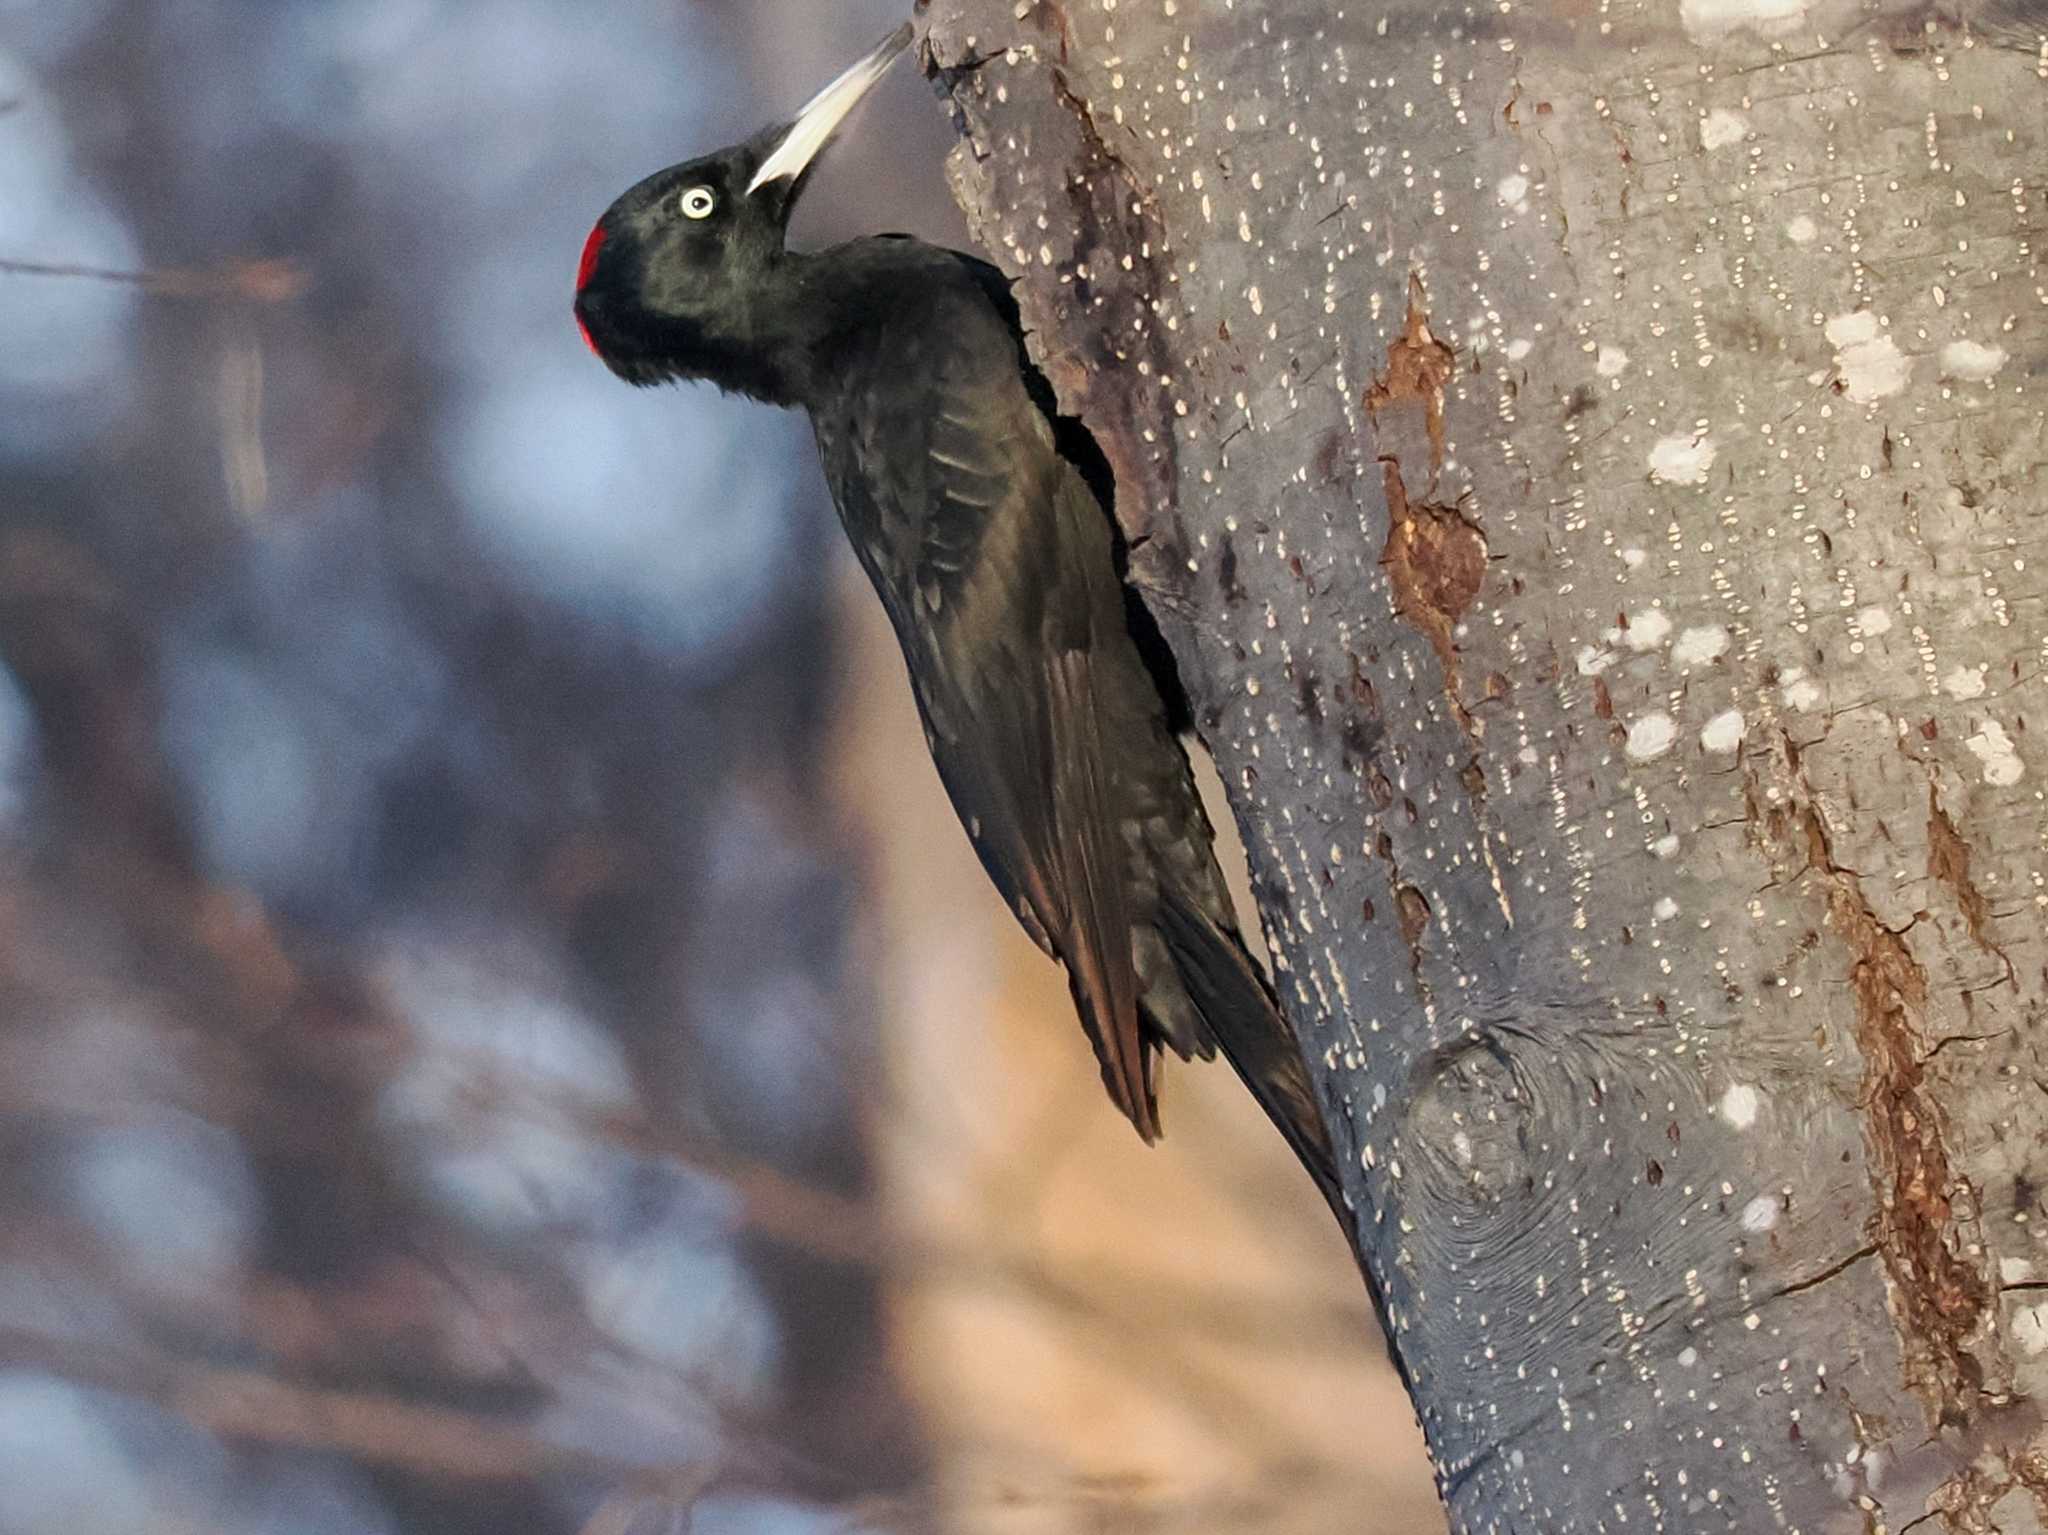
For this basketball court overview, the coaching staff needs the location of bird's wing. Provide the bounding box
[840,289,1154,1134]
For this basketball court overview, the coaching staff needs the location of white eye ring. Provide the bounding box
[679,186,716,220]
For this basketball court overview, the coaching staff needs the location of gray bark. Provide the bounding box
[921,0,2048,1529]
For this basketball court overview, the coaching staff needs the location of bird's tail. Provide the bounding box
[1153,892,1418,1417]
[1150,890,1347,1223]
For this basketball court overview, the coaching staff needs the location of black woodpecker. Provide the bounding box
[573,25,1345,1220]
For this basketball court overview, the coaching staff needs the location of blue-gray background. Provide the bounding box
[0,2,961,1531]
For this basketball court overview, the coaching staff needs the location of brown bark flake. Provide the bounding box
[1396,884,1432,950]
[1378,462,1488,728]
[1927,785,2015,982]
[1802,803,1990,1419]
[1364,274,1455,475]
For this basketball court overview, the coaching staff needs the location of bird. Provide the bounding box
[572,24,1345,1221]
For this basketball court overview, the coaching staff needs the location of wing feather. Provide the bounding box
[830,277,1155,1134]
[1044,646,1148,1133]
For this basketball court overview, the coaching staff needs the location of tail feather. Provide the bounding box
[1151,892,1422,1416]
[1150,890,1345,1219]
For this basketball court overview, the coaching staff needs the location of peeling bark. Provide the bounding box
[1801,791,1991,1419]
[1378,461,1489,720]
[1928,786,2017,982]
[1366,279,1457,475]
[923,0,2046,1529]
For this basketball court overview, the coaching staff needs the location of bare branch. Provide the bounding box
[0,255,308,302]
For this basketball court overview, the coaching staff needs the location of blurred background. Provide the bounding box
[0,1,1437,1530]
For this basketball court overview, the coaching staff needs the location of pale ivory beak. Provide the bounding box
[746,23,915,195]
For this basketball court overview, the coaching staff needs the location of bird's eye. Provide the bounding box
[679,186,716,220]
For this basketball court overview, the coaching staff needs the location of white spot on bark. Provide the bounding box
[1652,834,1680,859]
[2014,1302,2048,1356]
[1625,608,1673,651]
[1506,337,1533,361]
[1673,624,1730,666]
[1648,433,1715,485]
[1741,1195,1779,1233]
[1823,311,1910,403]
[1699,109,1747,149]
[1780,668,1822,711]
[1595,344,1630,378]
[1653,896,1680,921]
[1965,720,2024,786]
[1678,1346,1699,1367]
[1497,172,1530,210]
[1939,339,2008,382]
[1719,1082,1760,1129]
[1620,546,1646,568]
[1626,713,1678,762]
[1942,664,1987,700]
[1680,0,1807,39]
[1855,605,1892,636]
[1701,709,1747,753]
[1786,214,1818,244]
[1576,645,1614,676]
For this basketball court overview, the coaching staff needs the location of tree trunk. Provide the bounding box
[920,1,2047,1528]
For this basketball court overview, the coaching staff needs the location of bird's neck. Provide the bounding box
[714,251,827,410]
[700,244,920,411]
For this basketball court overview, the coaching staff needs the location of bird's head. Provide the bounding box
[573,24,912,399]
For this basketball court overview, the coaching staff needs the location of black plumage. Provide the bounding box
[573,26,1342,1214]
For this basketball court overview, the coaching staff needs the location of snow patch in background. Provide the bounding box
[157,524,450,915]
[450,363,817,665]
[0,1374,161,1534]
[159,649,340,903]
[578,1226,781,1399]
[375,942,642,1235]
[0,1372,252,1534]
[0,49,140,448]
[60,1119,259,1290]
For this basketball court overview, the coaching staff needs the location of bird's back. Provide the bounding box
[803,237,1341,1204]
